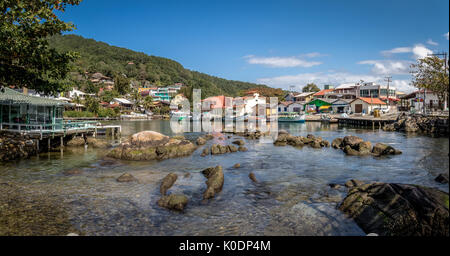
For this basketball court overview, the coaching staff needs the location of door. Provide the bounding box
[355,104,363,113]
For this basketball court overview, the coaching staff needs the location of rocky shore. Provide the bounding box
[338,181,449,236]
[0,132,38,162]
[332,135,402,157]
[383,113,449,135]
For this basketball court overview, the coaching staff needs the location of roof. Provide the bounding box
[202,95,226,109]
[314,89,334,96]
[353,97,387,105]
[294,92,315,97]
[0,87,67,106]
[335,83,357,89]
[113,98,133,105]
[278,101,293,106]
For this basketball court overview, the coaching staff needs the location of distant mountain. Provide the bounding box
[48,34,269,98]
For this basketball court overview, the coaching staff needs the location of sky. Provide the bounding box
[60,0,449,93]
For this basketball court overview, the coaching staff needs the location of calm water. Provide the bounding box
[0,120,448,235]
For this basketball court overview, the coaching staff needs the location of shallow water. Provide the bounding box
[0,120,448,235]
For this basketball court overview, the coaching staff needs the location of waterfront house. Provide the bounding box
[313,89,334,99]
[0,87,66,132]
[305,98,333,113]
[278,101,292,112]
[293,92,315,102]
[326,83,359,99]
[358,82,397,100]
[111,98,134,111]
[399,90,445,112]
[350,97,387,114]
[331,99,351,113]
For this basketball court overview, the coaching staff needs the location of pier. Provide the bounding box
[336,115,397,128]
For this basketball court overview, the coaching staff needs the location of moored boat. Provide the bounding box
[277,112,305,123]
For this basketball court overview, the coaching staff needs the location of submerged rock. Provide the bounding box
[435,173,449,184]
[202,166,224,199]
[238,146,248,152]
[201,147,210,157]
[372,143,402,156]
[63,169,83,176]
[331,138,344,149]
[196,137,206,145]
[157,194,188,211]
[160,173,178,195]
[233,163,241,168]
[339,182,449,236]
[107,131,196,161]
[116,173,137,182]
[345,179,365,188]
[249,172,258,183]
[232,139,245,146]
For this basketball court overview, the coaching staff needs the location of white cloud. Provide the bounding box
[381,47,412,56]
[244,55,322,68]
[358,60,412,75]
[301,52,324,58]
[381,44,432,59]
[392,80,414,93]
[444,32,449,40]
[426,39,438,46]
[412,44,433,59]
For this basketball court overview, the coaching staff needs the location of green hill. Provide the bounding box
[48,34,268,98]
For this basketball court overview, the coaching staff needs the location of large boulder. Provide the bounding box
[356,141,372,155]
[343,136,364,148]
[107,131,196,161]
[160,173,178,195]
[339,182,449,236]
[202,166,224,199]
[331,138,344,149]
[372,143,402,156]
[157,194,188,211]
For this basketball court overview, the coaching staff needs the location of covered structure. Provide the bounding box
[1,87,66,132]
[350,97,387,114]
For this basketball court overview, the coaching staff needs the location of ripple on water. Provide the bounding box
[0,120,448,235]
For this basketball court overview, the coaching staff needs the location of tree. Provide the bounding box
[131,89,142,111]
[143,95,153,111]
[101,90,119,103]
[85,96,100,114]
[0,0,81,95]
[114,74,130,95]
[302,83,320,92]
[411,56,449,108]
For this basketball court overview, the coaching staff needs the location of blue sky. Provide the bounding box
[60,0,449,92]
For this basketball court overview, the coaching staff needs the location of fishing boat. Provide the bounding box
[277,112,306,123]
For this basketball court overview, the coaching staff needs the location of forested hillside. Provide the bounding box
[48,34,269,98]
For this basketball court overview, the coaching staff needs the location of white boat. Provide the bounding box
[277,112,306,123]
[170,111,191,121]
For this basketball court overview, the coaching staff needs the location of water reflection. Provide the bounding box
[0,120,448,235]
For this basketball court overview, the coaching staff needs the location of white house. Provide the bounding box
[68,89,95,99]
[350,97,388,114]
[111,98,134,110]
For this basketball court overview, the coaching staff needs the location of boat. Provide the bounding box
[277,112,306,123]
[170,111,191,121]
[320,114,331,123]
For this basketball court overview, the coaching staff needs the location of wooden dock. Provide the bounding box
[336,116,396,128]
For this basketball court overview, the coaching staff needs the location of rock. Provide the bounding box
[201,147,210,157]
[66,137,86,147]
[233,163,241,168]
[107,131,196,161]
[232,139,245,146]
[339,182,449,236]
[274,134,288,146]
[202,166,224,199]
[343,145,361,156]
[356,141,372,155]
[66,233,79,236]
[249,172,258,183]
[160,173,178,195]
[278,129,289,135]
[157,194,188,211]
[130,131,169,147]
[63,169,83,176]
[345,179,365,188]
[218,145,229,154]
[307,134,315,139]
[238,146,248,152]
[228,145,238,152]
[435,173,449,184]
[116,173,137,182]
[343,136,364,148]
[329,183,341,189]
[332,138,344,149]
[372,143,402,156]
[210,144,221,155]
[89,138,111,148]
[196,137,206,145]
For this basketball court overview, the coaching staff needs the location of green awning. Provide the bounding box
[0,87,67,106]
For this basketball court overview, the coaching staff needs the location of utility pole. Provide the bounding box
[384,76,392,111]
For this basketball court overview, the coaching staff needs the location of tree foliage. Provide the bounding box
[302,83,320,92]
[48,34,268,98]
[0,0,81,95]
[411,56,449,104]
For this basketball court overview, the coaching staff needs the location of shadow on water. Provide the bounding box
[0,120,448,235]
